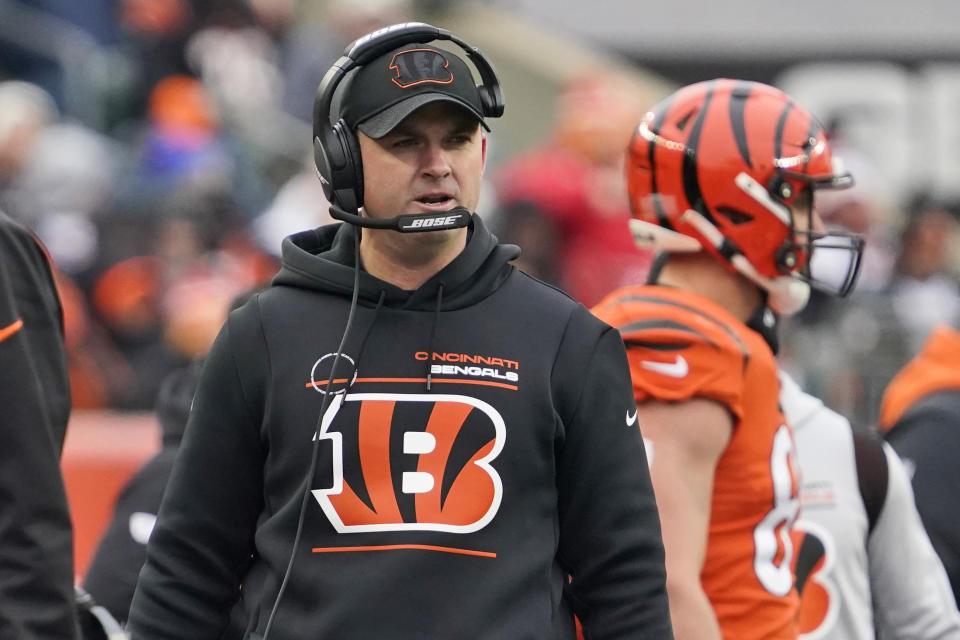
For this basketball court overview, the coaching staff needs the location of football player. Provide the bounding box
[592,79,863,639]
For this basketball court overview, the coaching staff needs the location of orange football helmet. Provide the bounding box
[625,79,864,314]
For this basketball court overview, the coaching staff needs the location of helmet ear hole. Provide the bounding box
[768,176,794,201]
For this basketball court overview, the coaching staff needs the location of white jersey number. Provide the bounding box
[753,424,801,595]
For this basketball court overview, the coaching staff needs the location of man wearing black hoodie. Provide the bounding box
[0,208,78,639]
[128,23,671,640]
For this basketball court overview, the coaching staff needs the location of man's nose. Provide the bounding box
[421,144,452,177]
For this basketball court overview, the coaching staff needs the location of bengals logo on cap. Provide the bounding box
[389,48,454,88]
[312,392,504,533]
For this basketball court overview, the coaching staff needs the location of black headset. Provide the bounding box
[312,22,505,231]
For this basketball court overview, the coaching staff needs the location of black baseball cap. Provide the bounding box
[340,43,490,139]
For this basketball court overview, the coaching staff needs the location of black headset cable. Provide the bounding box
[261,230,362,640]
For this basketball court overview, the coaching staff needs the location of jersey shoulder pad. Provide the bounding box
[596,286,752,412]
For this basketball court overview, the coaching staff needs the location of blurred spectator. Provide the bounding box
[0,79,57,184]
[0,79,121,278]
[126,70,276,218]
[271,0,413,123]
[0,0,121,119]
[90,253,177,409]
[182,5,301,177]
[82,361,202,626]
[8,121,119,269]
[252,156,334,255]
[159,220,277,362]
[89,184,277,410]
[56,267,136,409]
[888,202,960,354]
[0,208,79,638]
[112,0,245,128]
[879,324,960,607]
[492,70,653,306]
[120,74,229,206]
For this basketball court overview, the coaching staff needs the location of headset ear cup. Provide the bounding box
[479,85,504,118]
[340,122,364,210]
[313,135,336,203]
[321,119,362,213]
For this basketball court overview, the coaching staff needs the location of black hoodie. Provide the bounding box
[128,217,671,639]
[0,210,78,639]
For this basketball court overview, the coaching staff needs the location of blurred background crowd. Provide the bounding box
[4,0,960,574]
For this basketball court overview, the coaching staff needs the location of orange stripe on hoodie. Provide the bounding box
[0,319,24,343]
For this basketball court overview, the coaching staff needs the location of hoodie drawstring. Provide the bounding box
[425,282,444,392]
[351,290,386,392]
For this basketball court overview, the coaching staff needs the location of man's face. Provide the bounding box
[357,101,486,221]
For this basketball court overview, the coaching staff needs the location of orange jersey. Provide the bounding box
[593,284,800,639]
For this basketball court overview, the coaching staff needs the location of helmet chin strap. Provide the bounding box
[680,209,811,316]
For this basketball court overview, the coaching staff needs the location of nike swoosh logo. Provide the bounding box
[0,319,24,343]
[641,354,689,378]
[626,410,638,427]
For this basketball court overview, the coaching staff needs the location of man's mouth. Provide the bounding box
[415,193,455,209]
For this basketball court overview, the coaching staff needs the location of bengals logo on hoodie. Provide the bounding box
[311,393,505,533]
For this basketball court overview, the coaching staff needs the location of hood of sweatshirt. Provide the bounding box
[778,370,823,433]
[273,214,519,310]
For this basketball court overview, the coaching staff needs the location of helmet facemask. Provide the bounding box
[775,177,866,300]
